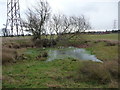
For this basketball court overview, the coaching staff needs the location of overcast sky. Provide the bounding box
[0,0,119,31]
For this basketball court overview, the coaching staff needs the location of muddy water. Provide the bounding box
[47,47,102,62]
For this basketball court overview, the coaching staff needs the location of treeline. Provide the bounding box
[81,30,120,34]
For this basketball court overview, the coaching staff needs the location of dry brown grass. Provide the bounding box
[104,60,118,80]
[78,61,111,84]
[94,39,120,46]
[108,80,118,88]
[2,37,34,49]
[2,47,18,64]
[3,41,34,49]
[46,84,63,88]
[78,59,119,86]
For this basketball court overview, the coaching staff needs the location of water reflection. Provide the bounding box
[47,47,102,62]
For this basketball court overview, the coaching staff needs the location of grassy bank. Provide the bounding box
[2,33,119,88]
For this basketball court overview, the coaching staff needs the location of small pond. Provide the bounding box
[47,47,102,62]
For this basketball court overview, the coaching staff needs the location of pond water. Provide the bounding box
[47,47,102,62]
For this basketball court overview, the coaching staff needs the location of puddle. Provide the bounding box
[47,47,102,62]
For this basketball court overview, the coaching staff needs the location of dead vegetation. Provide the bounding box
[78,61,111,84]
[2,48,18,64]
[93,39,120,46]
[77,59,119,87]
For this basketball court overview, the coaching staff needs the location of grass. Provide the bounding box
[3,58,109,88]
[78,61,111,83]
[83,33,118,41]
[86,42,118,61]
[2,33,119,88]
[3,43,118,88]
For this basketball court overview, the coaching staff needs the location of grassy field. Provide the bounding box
[2,33,119,88]
[84,33,118,41]
[2,33,119,43]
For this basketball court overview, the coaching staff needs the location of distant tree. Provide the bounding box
[70,15,91,33]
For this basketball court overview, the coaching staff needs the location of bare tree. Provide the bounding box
[61,15,71,34]
[76,15,91,32]
[59,15,91,43]
[51,14,62,35]
[51,14,74,41]
[25,0,51,41]
[68,15,91,41]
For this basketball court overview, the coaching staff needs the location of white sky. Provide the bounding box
[0,0,119,31]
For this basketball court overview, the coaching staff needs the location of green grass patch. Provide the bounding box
[83,34,118,41]
[3,57,109,88]
[86,42,118,61]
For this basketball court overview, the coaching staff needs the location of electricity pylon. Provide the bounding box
[5,0,24,36]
